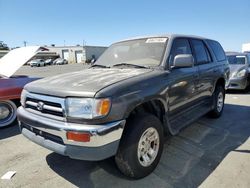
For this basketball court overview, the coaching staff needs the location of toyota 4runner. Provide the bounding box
[17,34,229,179]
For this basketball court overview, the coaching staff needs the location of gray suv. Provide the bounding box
[17,34,229,179]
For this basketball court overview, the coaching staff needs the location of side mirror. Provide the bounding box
[173,54,194,68]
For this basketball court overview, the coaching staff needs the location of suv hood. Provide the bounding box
[25,68,153,98]
[0,46,46,77]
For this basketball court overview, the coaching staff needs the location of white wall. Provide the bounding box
[242,43,250,52]
[46,46,86,63]
[85,46,107,61]
[46,46,107,63]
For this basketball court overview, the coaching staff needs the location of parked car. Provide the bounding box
[53,58,68,65]
[17,34,229,179]
[44,58,54,66]
[30,59,45,67]
[0,46,43,127]
[226,52,250,90]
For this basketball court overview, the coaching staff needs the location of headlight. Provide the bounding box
[237,69,246,78]
[65,98,111,119]
[20,89,28,106]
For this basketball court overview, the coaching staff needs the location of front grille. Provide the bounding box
[21,123,64,145]
[25,96,64,117]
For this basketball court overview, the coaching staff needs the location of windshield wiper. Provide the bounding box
[112,63,149,69]
[91,64,110,68]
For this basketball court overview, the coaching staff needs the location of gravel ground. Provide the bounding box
[1,65,249,188]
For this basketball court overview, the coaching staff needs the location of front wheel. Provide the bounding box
[0,100,17,127]
[209,85,225,118]
[115,113,164,179]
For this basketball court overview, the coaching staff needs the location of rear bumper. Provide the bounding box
[228,77,248,90]
[17,107,126,160]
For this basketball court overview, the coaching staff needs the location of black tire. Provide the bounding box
[209,85,225,118]
[0,100,17,127]
[115,113,164,179]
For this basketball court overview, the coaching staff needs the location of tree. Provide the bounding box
[0,41,9,50]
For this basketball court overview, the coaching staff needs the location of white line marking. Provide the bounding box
[1,171,16,180]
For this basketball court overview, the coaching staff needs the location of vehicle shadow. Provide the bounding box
[0,123,20,140]
[226,85,250,94]
[46,103,250,188]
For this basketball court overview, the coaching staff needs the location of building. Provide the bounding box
[242,43,250,53]
[35,51,59,59]
[45,45,107,63]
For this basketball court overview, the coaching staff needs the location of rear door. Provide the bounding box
[190,39,214,100]
[168,38,199,116]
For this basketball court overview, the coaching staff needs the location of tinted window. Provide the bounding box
[227,55,246,65]
[169,38,192,66]
[191,39,210,64]
[247,54,250,65]
[206,40,226,61]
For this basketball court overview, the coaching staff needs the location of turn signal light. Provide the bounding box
[66,131,90,142]
[96,99,111,116]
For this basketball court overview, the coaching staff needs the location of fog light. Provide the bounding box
[66,131,90,142]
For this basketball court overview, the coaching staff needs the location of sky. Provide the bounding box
[0,0,249,51]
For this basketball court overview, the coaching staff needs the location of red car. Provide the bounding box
[0,46,44,127]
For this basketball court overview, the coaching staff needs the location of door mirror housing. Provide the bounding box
[173,54,194,68]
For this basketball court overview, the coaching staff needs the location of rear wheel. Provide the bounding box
[115,113,164,179]
[209,85,225,118]
[0,100,17,127]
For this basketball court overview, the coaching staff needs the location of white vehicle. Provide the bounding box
[53,58,68,65]
[30,59,45,67]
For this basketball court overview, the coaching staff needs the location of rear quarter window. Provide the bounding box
[206,40,226,62]
[247,54,250,65]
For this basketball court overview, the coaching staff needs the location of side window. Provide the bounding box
[191,39,210,64]
[247,54,250,65]
[169,38,192,66]
[206,40,226,62]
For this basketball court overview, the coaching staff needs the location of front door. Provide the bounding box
[168,38,199,116]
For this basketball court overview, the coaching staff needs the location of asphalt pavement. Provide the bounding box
[1,64,249,188]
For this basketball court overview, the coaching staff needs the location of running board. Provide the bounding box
[168,104,211,135]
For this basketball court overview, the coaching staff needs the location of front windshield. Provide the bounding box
[227,55,246,65]
[94,38,167,67]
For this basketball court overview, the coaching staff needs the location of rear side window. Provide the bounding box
[206,40,226,62]
[169,38,192,66]
[247,54,250,65]
[191,39,211,64]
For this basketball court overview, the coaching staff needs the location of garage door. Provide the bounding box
[62,50,69,60]
[75,51,83,63]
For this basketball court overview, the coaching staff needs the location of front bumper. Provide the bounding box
[227,77,248,90]
[17,107,126,161]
